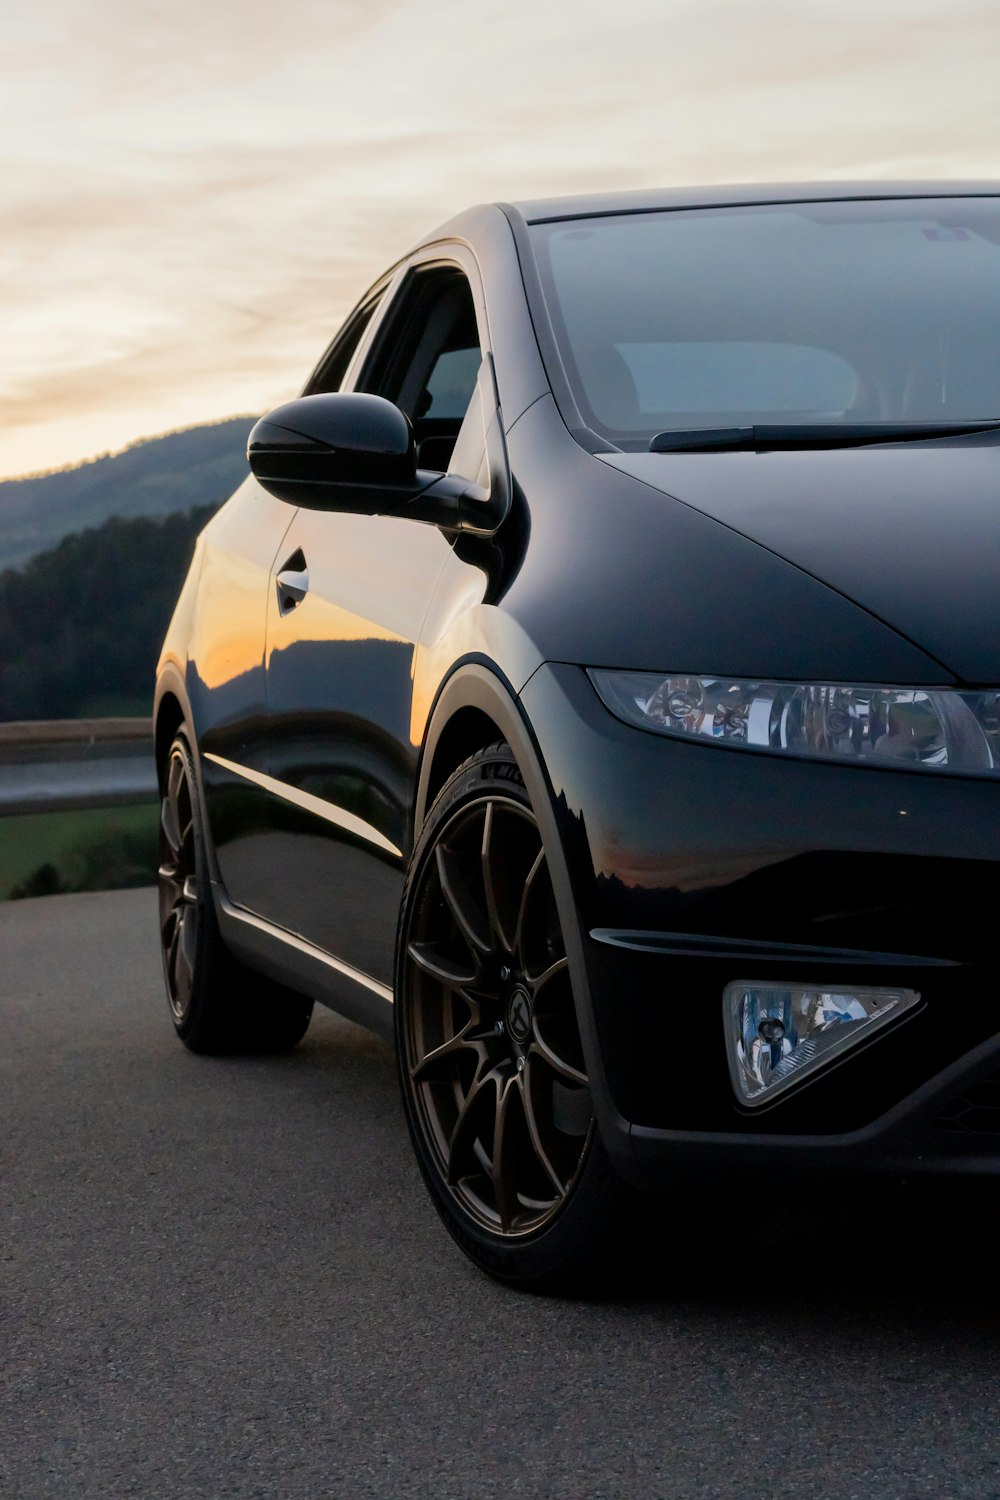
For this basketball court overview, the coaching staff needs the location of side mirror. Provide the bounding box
[248,368,510,535]
[247,393,422,513]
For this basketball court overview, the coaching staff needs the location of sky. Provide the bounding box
[2,0,999,479]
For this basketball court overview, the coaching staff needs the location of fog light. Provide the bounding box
[724,980,920,1106]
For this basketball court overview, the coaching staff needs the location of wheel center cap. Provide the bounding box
[506,986,532,1044]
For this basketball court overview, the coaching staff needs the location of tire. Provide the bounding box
[395,741,642,1292]
[157,729,313,1054]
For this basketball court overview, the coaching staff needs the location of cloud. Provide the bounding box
[1,0,999,475]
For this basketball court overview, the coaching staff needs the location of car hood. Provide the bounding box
[599,434,1000,684]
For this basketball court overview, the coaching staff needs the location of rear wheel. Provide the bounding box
[395,743,640,1291]
[158,729,313,1054]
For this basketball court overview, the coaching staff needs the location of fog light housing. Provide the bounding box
[724,980,920,1106]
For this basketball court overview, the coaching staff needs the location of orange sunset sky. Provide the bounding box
[3,0,999,480]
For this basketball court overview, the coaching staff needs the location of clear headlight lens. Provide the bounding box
[589,670,1000,776]
[725,981,921,1105]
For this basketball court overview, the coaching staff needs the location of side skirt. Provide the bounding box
[214,889,395,1043]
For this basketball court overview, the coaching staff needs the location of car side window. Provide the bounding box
[305,287,388,395]
[357,268,483,472]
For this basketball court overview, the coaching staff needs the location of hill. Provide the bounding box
[0,417,255,572]
[0,508,212,720]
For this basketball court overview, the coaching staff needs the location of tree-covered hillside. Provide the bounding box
[0,508,212,720]
[0,417,254,572]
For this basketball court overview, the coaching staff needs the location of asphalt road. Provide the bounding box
[3,888,1000,1500]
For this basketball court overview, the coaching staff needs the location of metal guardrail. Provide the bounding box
[0,718,157,815]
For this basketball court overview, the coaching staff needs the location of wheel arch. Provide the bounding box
[153,665,194,793]
[419,705,505,821]
[415,662,537,832]
[154,696,184,785]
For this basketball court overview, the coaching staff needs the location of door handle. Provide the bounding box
[276,553,309,614]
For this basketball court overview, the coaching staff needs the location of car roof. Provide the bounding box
[505,181,1000,224]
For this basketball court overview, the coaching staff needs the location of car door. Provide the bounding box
[188,479,296,913]
[257,254,490,983]
[197,281,391,914]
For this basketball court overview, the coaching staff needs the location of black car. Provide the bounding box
[156,183,1000,1289]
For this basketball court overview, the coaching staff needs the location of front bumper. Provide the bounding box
[519,663,1000,1186]
[627,1033,1000,1195]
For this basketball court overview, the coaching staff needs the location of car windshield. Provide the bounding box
[528,198,1000,450]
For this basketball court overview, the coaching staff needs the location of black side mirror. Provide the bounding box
[247,393,422,513]
[248,368,510,535]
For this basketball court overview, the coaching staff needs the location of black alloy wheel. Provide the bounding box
[158,729,313,1054]
[159,740,201,1026]
[396,743,635,1290]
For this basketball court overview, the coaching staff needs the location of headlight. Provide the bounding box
[589,670,1000,776]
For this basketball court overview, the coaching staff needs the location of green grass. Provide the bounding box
[0,801,159,899]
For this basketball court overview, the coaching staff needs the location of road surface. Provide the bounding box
[3,889,1000,1498]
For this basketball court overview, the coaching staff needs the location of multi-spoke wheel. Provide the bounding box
[396,742,635,1290]
[159,741,201,1025]
[157,729,313,1054]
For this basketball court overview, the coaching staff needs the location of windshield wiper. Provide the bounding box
[648,420,1000,453]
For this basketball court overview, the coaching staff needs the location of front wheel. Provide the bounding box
[395,743,639,1291]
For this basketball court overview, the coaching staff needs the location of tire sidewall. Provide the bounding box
[160,730,228,1045]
